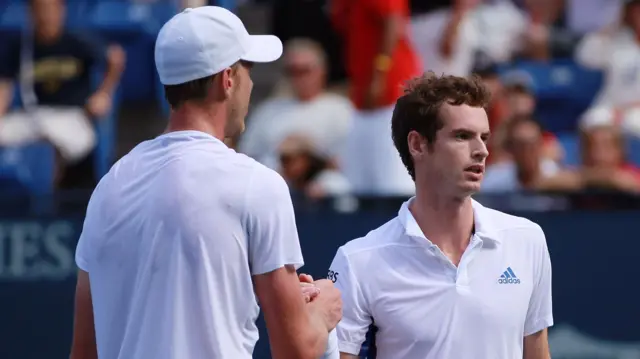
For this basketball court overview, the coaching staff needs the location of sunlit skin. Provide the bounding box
[411,103,491,201]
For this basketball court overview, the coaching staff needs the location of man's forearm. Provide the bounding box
[379,14,402,57]
[0,80,14,117]
[96,46,125,95]
[300,302,331,358]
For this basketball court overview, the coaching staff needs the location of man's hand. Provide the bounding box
[86,91,112,118]
[300,273,320,303]
[311,279,343,331]
[362,73,385,110]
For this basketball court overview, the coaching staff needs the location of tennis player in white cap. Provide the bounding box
[70,6,340,359]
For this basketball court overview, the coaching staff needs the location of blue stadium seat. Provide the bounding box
[89,1,177,38]
[556,132,640,168]
[0,142,56,195]
[92,69,121,179]
[90,1,177,101]
[7,67,120,185]
[626,137,640,167]
[557,132,581,167]
[499,60,603,133]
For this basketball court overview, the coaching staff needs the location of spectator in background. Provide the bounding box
[278,134,351,200]
[482,115,563,193]
[270,0,346,87]
[577,122,640,194]
[0,0,125,189]
[576,0,640,112]
[485,77,563,165]
[238,38,352,171]
[331,0,420,196]
[408,0,546,77]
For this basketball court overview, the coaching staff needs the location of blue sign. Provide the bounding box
[0,211,638,359]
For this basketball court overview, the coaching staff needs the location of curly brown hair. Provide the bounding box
[391,72,491,180]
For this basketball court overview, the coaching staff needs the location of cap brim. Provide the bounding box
[241,35,283,63]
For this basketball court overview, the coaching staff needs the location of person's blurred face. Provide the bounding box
[280,151,311,185]
[30,0,65,40]
[582,127,624,168]
[626,2,640,33]
[225,61,254,138]
[284,49,325,101]
[508,120,542,173]
[506,89,535,117]
[481,75,503,103]
[410,103,490,198]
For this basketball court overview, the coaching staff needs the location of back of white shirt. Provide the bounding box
[75,131,304,359]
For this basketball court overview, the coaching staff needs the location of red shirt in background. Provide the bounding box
[331,0,421,110]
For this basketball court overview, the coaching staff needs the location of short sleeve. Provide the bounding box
[75,183,104,272]
[524,225,554,336]
[328,246,372,355]
[244,165,304,275]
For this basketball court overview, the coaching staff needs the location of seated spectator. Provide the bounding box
[486,78,563,165]
[238,38,352,171]
[482,115,562,192]
[277,134,351,200]
[577,122,640,194]
[0,0,125,189]
[575,0,640,111]
[510,120,640,196]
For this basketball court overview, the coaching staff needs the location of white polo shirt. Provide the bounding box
[328,198,553,359]
[75,130,304,359]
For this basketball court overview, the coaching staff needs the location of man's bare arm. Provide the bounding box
[0,79,13,117]
[340,353,359,359]
[70,270,97,359]
[254,265,331,359]
[524,328,551,359]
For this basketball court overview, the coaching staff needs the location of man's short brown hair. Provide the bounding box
[163,62,241,109]
[391,72,491,180]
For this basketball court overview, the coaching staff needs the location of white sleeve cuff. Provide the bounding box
[338,341,362,355]
[524,315,554,336]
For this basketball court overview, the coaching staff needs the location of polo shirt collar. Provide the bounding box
[398,197,501,244]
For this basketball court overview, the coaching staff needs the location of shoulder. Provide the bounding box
[334,216,405,265]
[476,203,546,246]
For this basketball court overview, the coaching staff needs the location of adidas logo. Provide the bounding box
[498,267,521,284]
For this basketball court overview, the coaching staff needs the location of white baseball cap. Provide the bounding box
[155,6,283,86]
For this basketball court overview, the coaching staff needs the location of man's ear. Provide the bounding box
[220,68,235,99]
[408,130,428,159]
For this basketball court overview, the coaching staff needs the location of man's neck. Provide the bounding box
[165,104,226,141]
[296,90,322,103]
[410,188,475,256]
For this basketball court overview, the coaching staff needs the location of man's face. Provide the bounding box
[284,49,325,100]
[583,127,623,168]
[31,0,64,38]
[508,121,542,173]
[413,103,490,198]
[225,61,254,138]
[506,89,535,118]
[627,3,640,32]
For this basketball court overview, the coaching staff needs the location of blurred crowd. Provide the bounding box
[2,0,640,202]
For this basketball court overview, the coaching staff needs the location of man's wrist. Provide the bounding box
[373,54,392,73]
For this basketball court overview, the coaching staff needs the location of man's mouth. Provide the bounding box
[465,164,485,174]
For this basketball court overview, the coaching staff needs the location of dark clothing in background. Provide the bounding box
[0,31,105,107]
[409,0,452,16]
[271,0,346,85]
